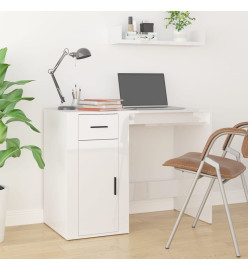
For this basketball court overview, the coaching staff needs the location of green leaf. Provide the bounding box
[25,121,40,133]
[0,120,8,144]
[0,147,19,168]
[2,98,33,116]
[5,118,40,133]
[0,48,7,64]
[2,88,23,100]
[2,101,17,114]
[18,97,34,101]
[0,64,9,85]
[6,109,31,122]
[6,138,21,157]
[21,145,45,169]
[0,90,34,113]
[0,80,33,96]
[0,99,13,111]
[10,97,34,103]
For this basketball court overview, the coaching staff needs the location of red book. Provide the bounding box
[78,108,121,112]
[79,99,124,106]
[84,99,123,102]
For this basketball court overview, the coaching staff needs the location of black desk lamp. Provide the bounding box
[48,48,91,110]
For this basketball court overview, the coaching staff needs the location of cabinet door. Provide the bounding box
[78,139,119,236]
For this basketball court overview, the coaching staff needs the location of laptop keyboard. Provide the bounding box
[123,106,184,110]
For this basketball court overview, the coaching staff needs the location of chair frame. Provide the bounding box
[165,124,248,257]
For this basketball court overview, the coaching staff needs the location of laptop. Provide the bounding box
[118,73,184,110]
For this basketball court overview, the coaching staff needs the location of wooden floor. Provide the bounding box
[1,203,248,259]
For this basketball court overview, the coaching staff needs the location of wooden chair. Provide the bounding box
[163,122,248,257]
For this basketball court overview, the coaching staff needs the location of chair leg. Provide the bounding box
[240,173,248,202]
[192,177,215,228]
[216,169,241,257]
[165,161,204,249]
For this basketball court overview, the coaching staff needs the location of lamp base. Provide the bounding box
[58,105,77,110]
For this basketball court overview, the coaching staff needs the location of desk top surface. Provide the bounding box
[45,107,209,115]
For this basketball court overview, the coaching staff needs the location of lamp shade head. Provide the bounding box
[70,48,91,59]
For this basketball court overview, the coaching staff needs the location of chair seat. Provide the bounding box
[163,152,246,179]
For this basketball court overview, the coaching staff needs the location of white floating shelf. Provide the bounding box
[111,39,205,46]
[110,26,205,47]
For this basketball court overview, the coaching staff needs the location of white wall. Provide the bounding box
[1,11,248,225]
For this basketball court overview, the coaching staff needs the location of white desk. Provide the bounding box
[43,108,211,240]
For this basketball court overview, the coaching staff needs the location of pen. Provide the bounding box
[79,88,81,101]
[75,84,77,99]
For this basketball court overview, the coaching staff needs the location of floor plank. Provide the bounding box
[0,203,248,259]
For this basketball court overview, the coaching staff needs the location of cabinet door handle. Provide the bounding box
[114,177,117,195]
[90,126,108,128]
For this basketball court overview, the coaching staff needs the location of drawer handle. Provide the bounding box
[114,177,117,195]
[90,126,108,129]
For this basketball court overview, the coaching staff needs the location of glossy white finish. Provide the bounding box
[44,111,79,239]
[128,108,210,126]
[44,110,129,240]
[78,140,119,236]
[128,109,212,220]
[44,108,211,240]
[78,114,118,140]
[110,26,206,46]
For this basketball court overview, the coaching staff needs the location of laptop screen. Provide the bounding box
[118,73,168,107]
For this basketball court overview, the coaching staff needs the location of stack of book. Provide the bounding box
[78,99,123,111]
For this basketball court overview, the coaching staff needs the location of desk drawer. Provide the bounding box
[79,114,118,140]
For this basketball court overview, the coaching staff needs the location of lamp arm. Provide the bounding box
[50,72,65,103]
[48,48,69,104]
[52,48,69,73]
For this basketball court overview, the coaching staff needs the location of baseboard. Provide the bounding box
[6,209,44,227]
[174,189,247,224]
[6,200,174,226]
[5,190,245,226]
[130,198,174,214]
[5,199,174,226]
[211,189,247,206]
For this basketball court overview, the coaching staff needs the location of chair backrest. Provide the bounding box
[222,122,248,158]
[242,134,248,158]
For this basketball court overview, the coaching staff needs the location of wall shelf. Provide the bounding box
[110,26,205,47]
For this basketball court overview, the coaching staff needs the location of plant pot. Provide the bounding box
[174,30,187,42]
[0,186,7,243]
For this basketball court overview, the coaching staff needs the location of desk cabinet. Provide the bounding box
[78,114,119,235]
[44,110,129,240]
[78,139,119,236]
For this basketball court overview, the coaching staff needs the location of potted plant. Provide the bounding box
[164,11,196,42]
[0,47,45,242]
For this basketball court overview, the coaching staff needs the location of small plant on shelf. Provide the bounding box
[164,11,196,32]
